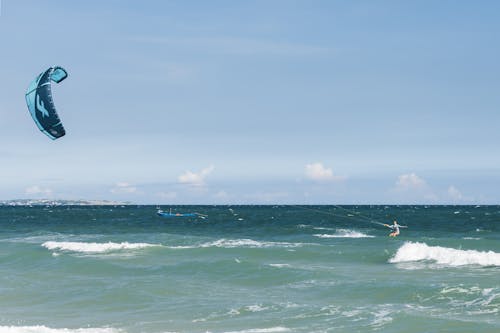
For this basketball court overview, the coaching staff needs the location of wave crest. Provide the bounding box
[206,239,301,248]
[389,242,500,267]
[314,229,374,238]
[42,241,160,253]
[168,239,306,249]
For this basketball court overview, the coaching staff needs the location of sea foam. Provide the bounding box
[314,229,374,238]
[389,242,500,267]
[224,328,290,333]
[206,239,301,248]
[42,241,160,253]
[168,239,306,249]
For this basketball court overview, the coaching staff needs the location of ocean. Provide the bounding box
[0,205,499,333]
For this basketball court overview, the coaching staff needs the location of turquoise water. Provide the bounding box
[0,205,499,333]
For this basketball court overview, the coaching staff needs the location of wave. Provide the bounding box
[0,326,120,333]
[42,241,160,253]
[168,239,307,249]
[207,239,302,248]
[437,285,500,314]
[269,263,291,268]
[440,285,496,297]
[389,242,500,267]
[224,328,290,333]
[314,229,374,238]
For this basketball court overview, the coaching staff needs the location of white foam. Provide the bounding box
[245,304,269,312]
[209,239,281,248]
[313,226,335,231]
[438,285,500,311]
[297,224,335,231]
[0,326,120,333]
[168,239,306,249]
[42,241,160,253]
[439,285,497,297]
[314,229,374,238]
[224,328,290,333]
[389,242,500,267]
[370,309,393,327]
[269,263,291,268]
[440,286,478,295]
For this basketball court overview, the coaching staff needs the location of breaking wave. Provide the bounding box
[42,241,160,253]
[168,239,307,249]
[389,242,500,267]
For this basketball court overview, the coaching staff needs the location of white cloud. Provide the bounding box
[178,165,214,186]
[25,185,52,196]
[448,186,463,201]
[391,173,439,203]
[395,173,426,189]
[447,185,475,203]
[110,182,137,194]
[305,162,343,182]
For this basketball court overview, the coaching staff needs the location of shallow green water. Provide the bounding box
[0,205,499,332]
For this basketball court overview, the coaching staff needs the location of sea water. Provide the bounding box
[0,205,498,333]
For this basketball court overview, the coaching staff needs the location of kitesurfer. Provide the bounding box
[383,220,407,237]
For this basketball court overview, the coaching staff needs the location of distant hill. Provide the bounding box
[0,199,131,206]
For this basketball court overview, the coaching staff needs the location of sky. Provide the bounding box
[1,0,499,204]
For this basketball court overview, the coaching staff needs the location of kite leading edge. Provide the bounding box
[25,66,68,140]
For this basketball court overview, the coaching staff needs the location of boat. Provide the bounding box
[156,208,204,218]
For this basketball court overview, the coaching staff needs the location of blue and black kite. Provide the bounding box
[25,66,68,140]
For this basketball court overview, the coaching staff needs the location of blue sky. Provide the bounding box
[1,0,499,204]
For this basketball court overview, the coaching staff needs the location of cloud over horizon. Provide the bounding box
[178,165,215,187]
[305,162,344,182]
[395,173,426,189]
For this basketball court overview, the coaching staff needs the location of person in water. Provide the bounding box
[383,220,407,237]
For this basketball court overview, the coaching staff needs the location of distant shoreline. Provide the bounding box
[0,199,130,206]
[0,200,497,207]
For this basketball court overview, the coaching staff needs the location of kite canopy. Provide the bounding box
[25,66,68,140]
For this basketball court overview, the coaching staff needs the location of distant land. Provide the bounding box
[0,199,131,206]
